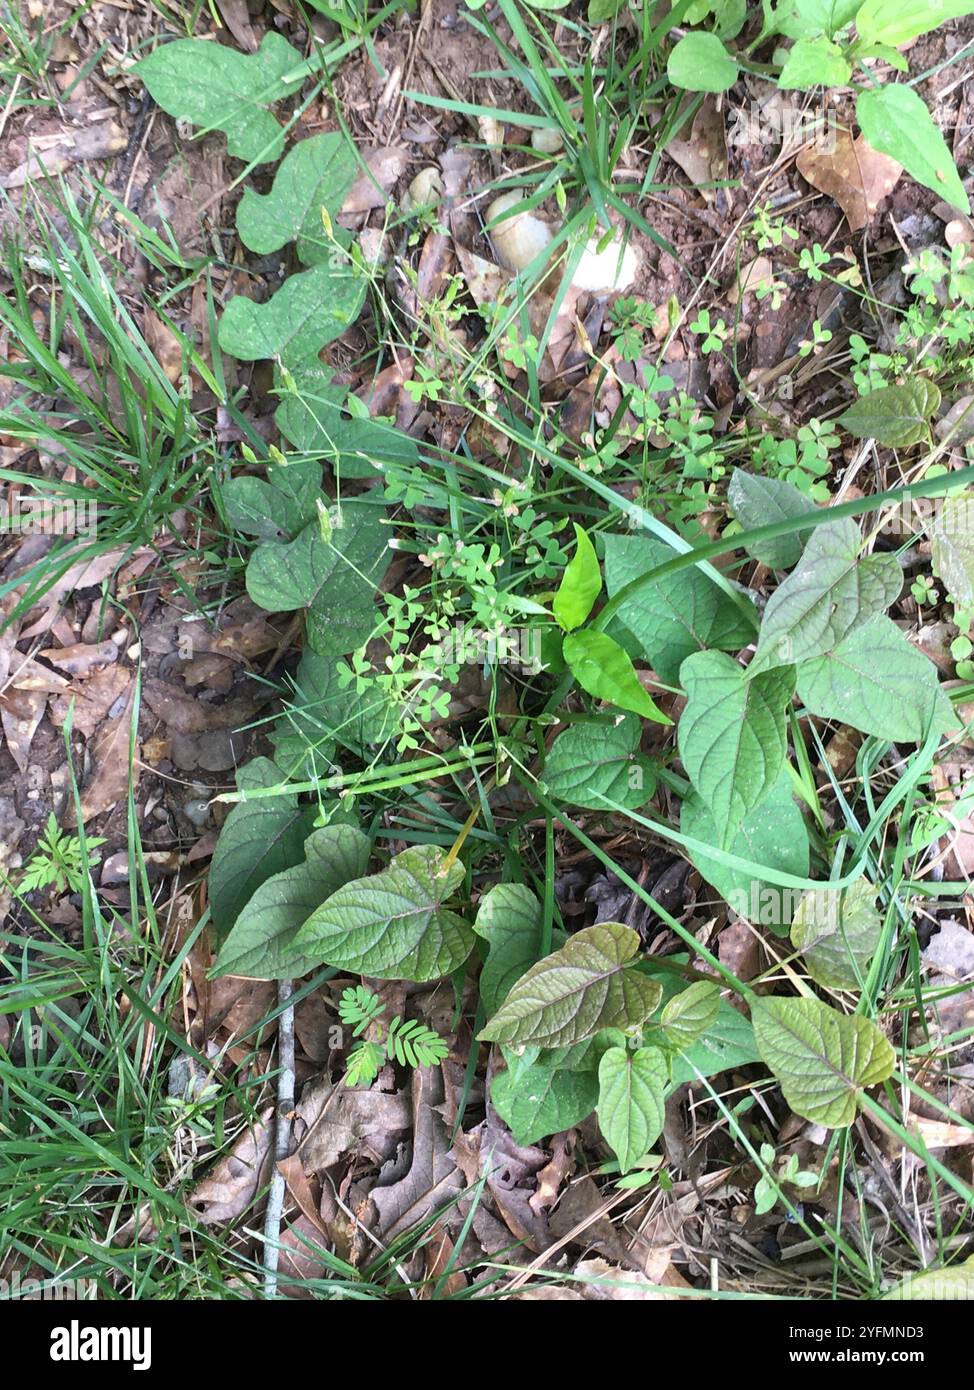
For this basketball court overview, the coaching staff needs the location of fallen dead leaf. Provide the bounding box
[796,131,902,232]
[0,686,46,774]
[188,1109,273,1225]
[2,121,127,189]
[340,147,407,217]
[65,676,138,825]
[666,98,727,202]
[39,640,118,677]
[371,1066,464,1241]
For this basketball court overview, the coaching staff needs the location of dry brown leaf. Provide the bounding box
[371,1066,464,1241]
[666,98,727,202]
[49,663,130,738]
[39,639,118,677]
[188,1109,273,1225]
[340,147,407,216]
[65,676,138,825]
[295,1073,410,1173]
[0,687,45,774]
[216,0,258,51]
[910,1118,974,1149]
[796,131,902,232]
[2,122,127,189]
[144,309,183,385]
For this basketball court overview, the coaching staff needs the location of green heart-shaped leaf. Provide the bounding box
[218,259,365,368]
[660,981,721,1051]
[491,1063,598,1146]
[838,381,941,448]
[236,132,359,260]
[597,1045,668,1171]
[543,713,655,811]
[790,877,882,991]
[728,469,814,570]
[473,884,565,1017]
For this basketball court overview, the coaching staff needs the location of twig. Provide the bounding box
[263,979,295,1298]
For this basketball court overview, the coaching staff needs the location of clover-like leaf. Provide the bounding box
[491,1063,598,1146]
[790,877,882,991]
[597,1046,668,1172]
[543,713,655,811]
[213,825,372,979]
[553,523,602,632]
[236,132,359,260]
[478,922,661,1049]
[751,996,894,1127]
[218,259,365,369]
[660,981,721,1051]
[727,469,814,570]
[136,33,301,165]
[293,844,474,981]
[603,533,757,683]
[473,884,565,1017]
[749,518,901,674]
[563,629,671,724]
[837,380,941,448]
[679,650,796,848]
[795,614,954,741]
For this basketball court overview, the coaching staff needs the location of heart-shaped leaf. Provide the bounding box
[563,629,671,723]
[929,490,974,607]
[790,877,882,991]
[679,650,796,847]
[751,996,894,1127]
[667,33,739,92]
[838,380,941,448]
[136,33,301,164]
[728,469,814,570]
[478,922,661,1048]
[213,825,371,979]
[660,980,721,1051]
[236,132,359,259]
[218,259,365,369]
[795,613,954,741]
[543,713,655,810]
[276,361,418,481]
[857,84,969,214]
[222,459,322,542]
[473,884,565,1017]
[778,37,850,88]
[749,518,901,674]
[553,523,601,632]
[491,1062,598,1146]
[597,1045,668,1171]
[294,844,474,981]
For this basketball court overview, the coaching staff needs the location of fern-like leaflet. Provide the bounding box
[385,1017,450,1068]
[337,986,449,1085]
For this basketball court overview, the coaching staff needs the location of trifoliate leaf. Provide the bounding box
[749,518,901,674]
[213,826,371,979]
[293,844,474,981]
[679,650,796,848]
[491,1063,598,1146]
[473,884,564,1017]
[236,132,358,259]
[603,533,757,684]
[838,380,941,448]
[727,469,814,569]
[795,613,954,741]
[563,629,671,723]
[790,877,882,991]
[751,996,894,1127]
[597,1046,668,1171]
[478,922,661,1049]
[660,981,721,1050]
[553,523,602,632]
[135,33,301,165]
[218,259,365,369]
[543,713,655,811]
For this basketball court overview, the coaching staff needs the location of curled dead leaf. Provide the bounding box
[796,131,902,233]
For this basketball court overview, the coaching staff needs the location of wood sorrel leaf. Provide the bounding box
[236,132,359,259]
[597,1045,667,1171]
[857,84,969,214]
[679,650,796,847]
[294,844,474,981]
[213,825,371,979]
[603,534,756,684]
[136,33,301,165]
[552,523,602,632]
[563,629,671,723]
[478,922,661,1048]
[660,980,721,1051]
[790,877,882,991]
[795,614,954,741]
[473,884,565,1017]
[838,380,941,448]
[543,713,655,810]
[749,518,901,674]
[727,469,813,569]
[218,259,365,369]
[751,996,894,1127]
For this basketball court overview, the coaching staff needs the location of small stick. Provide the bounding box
[263,979,295,1298]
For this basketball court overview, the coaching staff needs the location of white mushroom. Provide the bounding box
[485,191,553,272]
[402,166,444,214]
[571,232,639,293]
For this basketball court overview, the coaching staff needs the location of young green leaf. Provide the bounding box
[478,922,662,1049]
[212,825,371,979]
[491,1063,599,1146]
[751,996,895,1127]
[597,1046,667,1172]
[563,629,671,723]
[552,523,602,632]
[857,85,970,214]
[749,518,901,674]
[135,33,302,164]
[660,980,721,1051]
[837,380,941,448]
[208,759,316,942]
[778,37,851,88]
[473,884,565,1016]
[218,259,365,369]
[236,132,359,259]
[222,459,322,542]
[856,0,974,48]
[929,491,974,607]
[275,361,417,480]
[603,533,756,684]
[780,0,861,39]
[795,613,955,741]
[293,844,474,981]
[667,33,739,92]
[679,651,796,848]
[727,469,814,570]
[543,713,655,811]
[681,770,810,936]
[790,877,882,991]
